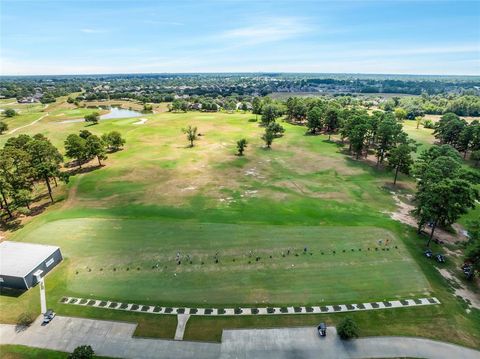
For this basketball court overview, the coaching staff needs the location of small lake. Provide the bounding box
[100,107,143,120]
[59,106,143,123]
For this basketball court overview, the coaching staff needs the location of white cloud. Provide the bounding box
[80,28,106,34]
[143,20,184,26]
[219,17,311,45]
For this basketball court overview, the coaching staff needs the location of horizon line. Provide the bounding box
[1,71,480,78]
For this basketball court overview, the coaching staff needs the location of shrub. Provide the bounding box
[414,299,422,304]
[68,345,94,359]
[120,303,129,309]
[400,300,409,305]
[428,298,436,304]
[164,307,173,313]
[190,308,198,314]
[305,307,314,313]
[356,303,365,309]
[79,299,88,305]
[371,302,379,308]
[423,119,435,129]
[70,298,78,304]
[346,304,355,310]
[251,308,259,314]
[153,306,163,313]
[99,301,107,307]
[218,308,226,315]
[204,308,213,315]
[267,307,275,314]
[280,307,288,313]
[87,300,96,306]
[333,305,342,312]
[294,307,302,313]
[383,301,392,307]
[4,108,17,117]
[141,305,150,312]
[61,297,69,303]
[337,317,359,340]
[131,304,139,311]
[177,308,185,314]
[17,312,34,327]
[109,302,118,308]
[320,306,329,312]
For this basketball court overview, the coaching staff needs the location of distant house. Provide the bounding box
[0,241,63,290]
[190,103,202,110]
[18,97,36,104]
[236,102,253,111]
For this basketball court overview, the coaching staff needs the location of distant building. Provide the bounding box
[0,241,63,290]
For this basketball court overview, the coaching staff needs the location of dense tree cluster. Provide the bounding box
[413,145,479,244]
[433,113,480,161]
[0,134,64,218]
[383,94,480,118]
[0,129,125,222]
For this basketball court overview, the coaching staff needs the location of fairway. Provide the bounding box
[1,107,432,308]
[13,219,429,305]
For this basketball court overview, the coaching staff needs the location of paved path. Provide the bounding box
[0,316,219,359]
[1,316,479,359]
[220,327,480,359]
[174,314,190,340]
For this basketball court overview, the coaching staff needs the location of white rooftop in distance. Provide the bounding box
[0,241,59,278]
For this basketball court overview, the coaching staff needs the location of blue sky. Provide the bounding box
[1,0,479,75]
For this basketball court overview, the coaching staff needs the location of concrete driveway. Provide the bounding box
[1,316,479,359]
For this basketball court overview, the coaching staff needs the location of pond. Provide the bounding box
[100,107,143,120]
[59,106,143,123]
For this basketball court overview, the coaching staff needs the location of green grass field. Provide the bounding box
[0,345,115,359]
[13,220,429,306]
[1,99,479,347]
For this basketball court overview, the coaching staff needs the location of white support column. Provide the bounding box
[39,278,47,314]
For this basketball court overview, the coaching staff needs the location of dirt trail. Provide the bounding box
[63,176,80,209]
[8,113,49,134]
[438,268,480,310]
[389,193,468,244]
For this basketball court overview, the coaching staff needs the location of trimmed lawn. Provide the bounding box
[1,99,479,348]
[0,345,115,359]
[9,220,429,306]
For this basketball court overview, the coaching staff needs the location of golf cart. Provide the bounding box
[42,309,56,324]
[435,254,446,263]
[317,322,327,337]
[462,263,475,280]
[424,249,433,259]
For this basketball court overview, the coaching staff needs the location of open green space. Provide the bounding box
[0,345,115,359]
[0,99,479,347]
[12,220,429,306]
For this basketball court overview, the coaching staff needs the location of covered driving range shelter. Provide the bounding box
[0,241,63,290]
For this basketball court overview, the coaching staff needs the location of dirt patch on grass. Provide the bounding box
[438,268,480,310]
[281,150,363,176]
[274,179,350,201]
[390,193,468,244]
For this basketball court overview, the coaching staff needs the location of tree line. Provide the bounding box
[0,130,125,222]
[433,113,480,163]
[255,96,480,269]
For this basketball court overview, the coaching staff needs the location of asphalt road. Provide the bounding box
[1,316,479,359]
